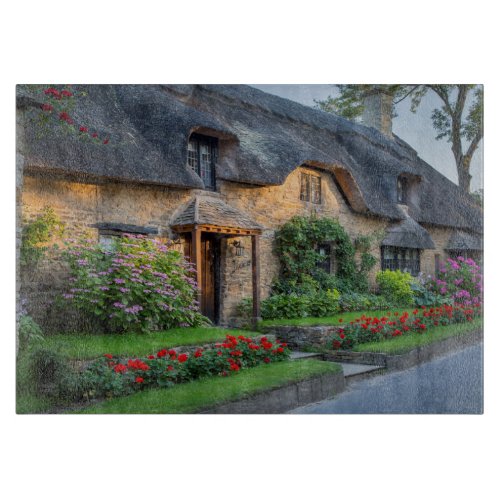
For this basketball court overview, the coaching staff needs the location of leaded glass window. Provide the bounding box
[381,246,420,276]
[300,172,321,204]
[317,243,332,273]
[187,134,217,190]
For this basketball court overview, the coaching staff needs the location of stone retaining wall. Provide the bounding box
[323,328,483,371]
[199,370,345,414]
[262,325,342,348]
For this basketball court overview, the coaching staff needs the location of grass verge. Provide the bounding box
[259,309,413,328]
[353,318,483,355]
[41,327,260,360]
[77,359,342,414]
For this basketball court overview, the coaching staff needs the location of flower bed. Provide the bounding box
[330,303,482,350]
[81,334,290,399]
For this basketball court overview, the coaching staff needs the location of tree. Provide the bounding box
[316,85,483,194]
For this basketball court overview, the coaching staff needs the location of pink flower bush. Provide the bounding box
[62,234,207,333]
[428,257,482,306]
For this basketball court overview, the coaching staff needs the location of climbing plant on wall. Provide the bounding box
[20,206,65,268]
[273,215,376,293]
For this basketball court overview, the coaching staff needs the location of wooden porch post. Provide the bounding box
[251,234,261,326]
[191,226,202,305]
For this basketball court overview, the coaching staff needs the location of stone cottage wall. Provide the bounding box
[22,166,390,328]
[218,166,389,323]
[21,167,458,329]
[420,225,454,277]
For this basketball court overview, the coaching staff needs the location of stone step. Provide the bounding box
[290,351,324,360]
[339,362,385,384]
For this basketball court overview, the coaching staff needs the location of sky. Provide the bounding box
[251,84,483,193]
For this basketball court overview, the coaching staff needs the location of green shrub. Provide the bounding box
[339,292,394,311]
[307,289,341,317]
[261,294,310,320]
[61,234,208,334]
[410,282,453,307]
[376,270,415,305]
[18,314,44,351]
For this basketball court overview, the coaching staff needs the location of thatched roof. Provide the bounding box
[17,84,482,233]
[171,194,262,230]
[381,215,436,249]
[446,230,483,251]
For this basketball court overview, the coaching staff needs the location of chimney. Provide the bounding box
[361,88,393,137]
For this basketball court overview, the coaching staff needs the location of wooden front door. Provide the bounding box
[200,234,219,323]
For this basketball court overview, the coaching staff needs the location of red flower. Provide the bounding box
[135,377,144,384]
[92,132,98,138]
[168,349,177,357]
[61,89,73,97]
[229,363,240,371]
[263,357,271,364]
[113,363,127,373]
[59,112,73,124]
[332,340,341,349]
[157,349,167,358]
[148,355,155,360]
[104,353,113,359]
[277,347,284,353]
[41,104,53,112]
[103,138,109,144]
[167,365,174,371]
[339,333,345,340]
[178,353,188,363]
[194,350,203,358]
[79,126,88,133]
[281,342,287,347]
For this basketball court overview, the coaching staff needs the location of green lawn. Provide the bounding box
[353,318,483,355]
[41,327,260,360]
[77,359,342,414]
[259,308,413,328]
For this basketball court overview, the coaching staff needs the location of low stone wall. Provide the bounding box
[323,328,483,371]
[199,371,345,414]
[263,325,342,349]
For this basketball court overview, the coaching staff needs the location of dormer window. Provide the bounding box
[300,171,321,204]
[188,133,218,190]
[397,175,409,204]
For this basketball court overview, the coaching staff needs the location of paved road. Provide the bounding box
[290,344,483,414]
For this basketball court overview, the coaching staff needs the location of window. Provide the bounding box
[381,246,420,276]
[300,172,321,204]
[188,134,218,190]
[317,243,332,273]
[397,176,409,204]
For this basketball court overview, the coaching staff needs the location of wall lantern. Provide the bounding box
[231,239,245,257]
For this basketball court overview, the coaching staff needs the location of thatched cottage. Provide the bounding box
[16,84,483,326]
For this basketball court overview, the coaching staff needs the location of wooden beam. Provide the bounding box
[251,234,261,326]
[191,226,202,305]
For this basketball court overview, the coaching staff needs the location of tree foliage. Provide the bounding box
[316,84,483,193]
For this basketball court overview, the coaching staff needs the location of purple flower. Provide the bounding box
[114,278,126,284]
[113,302,125,308]
[62,293,74,299]
[99,286,110,291]
[77,259,88,266]
[119,287,130,293]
